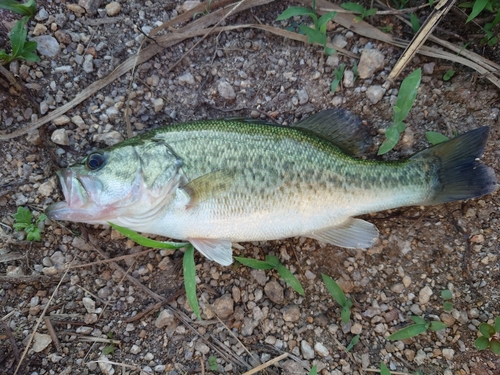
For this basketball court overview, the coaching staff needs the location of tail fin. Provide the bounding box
[411,127,497,205]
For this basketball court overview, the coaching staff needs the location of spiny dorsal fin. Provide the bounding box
[293,109,371,157]
[182,169,238,208]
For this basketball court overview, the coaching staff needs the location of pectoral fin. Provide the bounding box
[306,218,379,248]
[189,238,233,266]
[182,170,237,208]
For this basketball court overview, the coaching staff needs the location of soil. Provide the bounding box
[0,1,499,374]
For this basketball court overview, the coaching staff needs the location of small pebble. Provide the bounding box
[418,286,433,304]
[358,49,385,79]
[155,309,175,329]
[300,340,315,359]
[366,85,386,104]
[178,72,195,85]
[105,1,121,16]
[314,342,329,357]
[51,129,70,146]
[33,333,52,352]
[217,80,236,100]
[212,294,234,319]
[282,304,301,322]
[264,280,284,304]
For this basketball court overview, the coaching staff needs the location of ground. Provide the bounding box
[0,0,499,374]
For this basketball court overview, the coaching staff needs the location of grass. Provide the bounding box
[321,274,352,323]
[340,2,377,22]
[387,315,447,341]
[13,207,46,241]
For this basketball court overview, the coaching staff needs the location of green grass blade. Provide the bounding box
[429,321,447,331]
[341,2,365,13]
[276,264,304,295]
[387,324,428,340]
[380,362,391,375]
[108,222,188,249]
[309,365,318,375]
[10,17,28,58]
[234,256,274,269]
[410,13,420,32]
[393,68,421,125]
[321,274,347,306]
[341,305,351,323]
[0,0,36,16]
[264,255,280,268]
[276,6,315,21]
[411,316,426,325]
[317,11,337,32]
[345,334,359,351]
[299,24,326,45]
[183,245,201,320]
[466,0,488,22]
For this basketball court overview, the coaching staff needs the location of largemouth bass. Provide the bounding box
[46,110,497,265]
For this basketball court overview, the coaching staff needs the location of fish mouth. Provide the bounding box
[45,169,101,222]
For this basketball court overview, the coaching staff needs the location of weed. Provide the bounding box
[380,362,391,375]
[193,0,212,19]
[474,317,500,354]
[14,207,46,241]
[425,131,449,145]
[387,315,447,340]
[443,69,455,81]
[0,0,40,64]
[381,25,393,33]
[459,0,500,45]
[102,332,116,355]
[340,2,377,22]
[277,0,338,55]
[235,255,304,295]
[378,68,421,155]
[208,355,218,371]
[331,63,345,92]
[321,274,352,323]
[410,13,420,32]
[309,365,318,375]
[441,289,454,312]
[346,334,360,351]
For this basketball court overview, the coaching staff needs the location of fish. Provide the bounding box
[46,109,497,266]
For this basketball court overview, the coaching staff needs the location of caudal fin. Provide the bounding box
[412,127,497,205]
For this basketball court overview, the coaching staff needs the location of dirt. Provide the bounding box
[0,1,499,374]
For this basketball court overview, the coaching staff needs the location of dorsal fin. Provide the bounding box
[293,109,371,157]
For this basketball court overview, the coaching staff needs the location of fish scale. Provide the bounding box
[46,109,497,266]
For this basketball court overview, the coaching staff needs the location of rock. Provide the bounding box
[97,354,115,375]
[54,30,72,45]
[51,129,70,145]
[264,280,284,304]
[105,2,121,16]
[212,294,234,319]
[130,344,141,354]
[300,340,315,359]
[35,9,49,21]
[217,80,236,100]
[440,313,456,326]
[178,72,195,85]
[72,237,94,251]
[33,36,60,57]
[281,360,303,374]
[358,49,385,79]
[26,129,41,145]
[326,54,339,67]
[82,297,95,314]
[366,85,386,104]
[402,275,411,287]
[180,1,201,13]
[153,98,164,113]
[67,4,86,15]
[314,342,329,357]
[39,178,56,196]
[343,70,354,88]
[83,54,94,73]
[297,89,309,105]
[418,286,433,304]
[33,333,52,352]
[79,0,104,15]
[105,106,120,120]
[250,269,267,286]
[93,131,124,146]
[332,34,348,49]
[351,322,362,334]
[155,309,175,329]
[423,62,435,75]
[71,115,86,128]
[33,24,47,36]
[53,115,71,125]
[241,317,259,336]
[194,341,210,355]
[282,304,300,322]
[442,348,454,360]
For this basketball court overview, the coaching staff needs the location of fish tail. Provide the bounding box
[412,127,497,205]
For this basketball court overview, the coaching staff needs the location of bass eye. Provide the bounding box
[86,153,105,170]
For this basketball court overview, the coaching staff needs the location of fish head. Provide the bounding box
[46,139,183,224]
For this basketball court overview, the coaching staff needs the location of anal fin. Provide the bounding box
[306,218,379,249]
[189,238,233,266]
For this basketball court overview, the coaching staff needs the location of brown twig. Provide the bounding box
[124,286,184,323]
[43,317,62,353]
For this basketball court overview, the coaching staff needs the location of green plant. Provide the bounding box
[331,63,345,92]
[474,317,500,354]
[443,69,455,81]
[441,289,454,312]
[340,2,377,22]
[380,362,391,375]
[107,223,203,319]
[425,131,449,145]
[378,68,421,155]
[459,0,500,45]
[0,0,40,64]
[309,365,318,375]
[234,255,304,295]
[321,274,353,323]
[277,0,338,55]
[410,13,420,32]
[193,0,212,19]
[14,207,46,241]
[208,355,218,371]
[102,332,116,355]
[387,316,447,340]
[392,0,410,9]
[346,334,360,351]
[381,25,393,33]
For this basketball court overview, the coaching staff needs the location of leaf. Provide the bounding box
[341,305,351,323]
[0,0,36,16]
[264,255,280,268]
[443,301,454,312]
[108,222,188,249]
[299,24,326,46]
[183,245,201,320]
[364,8,377,17]
[466,0,489,23]
[411,316,426,325]
[490,340,500,355]
[37,213,47,223]
[495,316,500,332]
[429,321,447,331]
[441,289,453,300]
[410,13,420,33]
[387,324,428,340]
[317,11,337,33]
[474,336,490,350]
[394,68,421,125]
[309,365,318,375]
[22,40,37,53]
[208,355,218,371]
[341,2,365,13]
[102,345,115,355]
[425,131,449,145]
[14,206,32,225]
[13,222,28,231]
[277,264,305,295]
[479,323,495,339]
[234,256,274,269]
[276,6,316,21]
[321,274,347,306]
[324,46,335,56]
[10,17,29,58]
[380,362,391,375]
[17,50,40,62]
[331,77,341,92]
[377,132,400,156]
[443,69,455,81]
[345,334,359,351]
[26,228,41,241]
